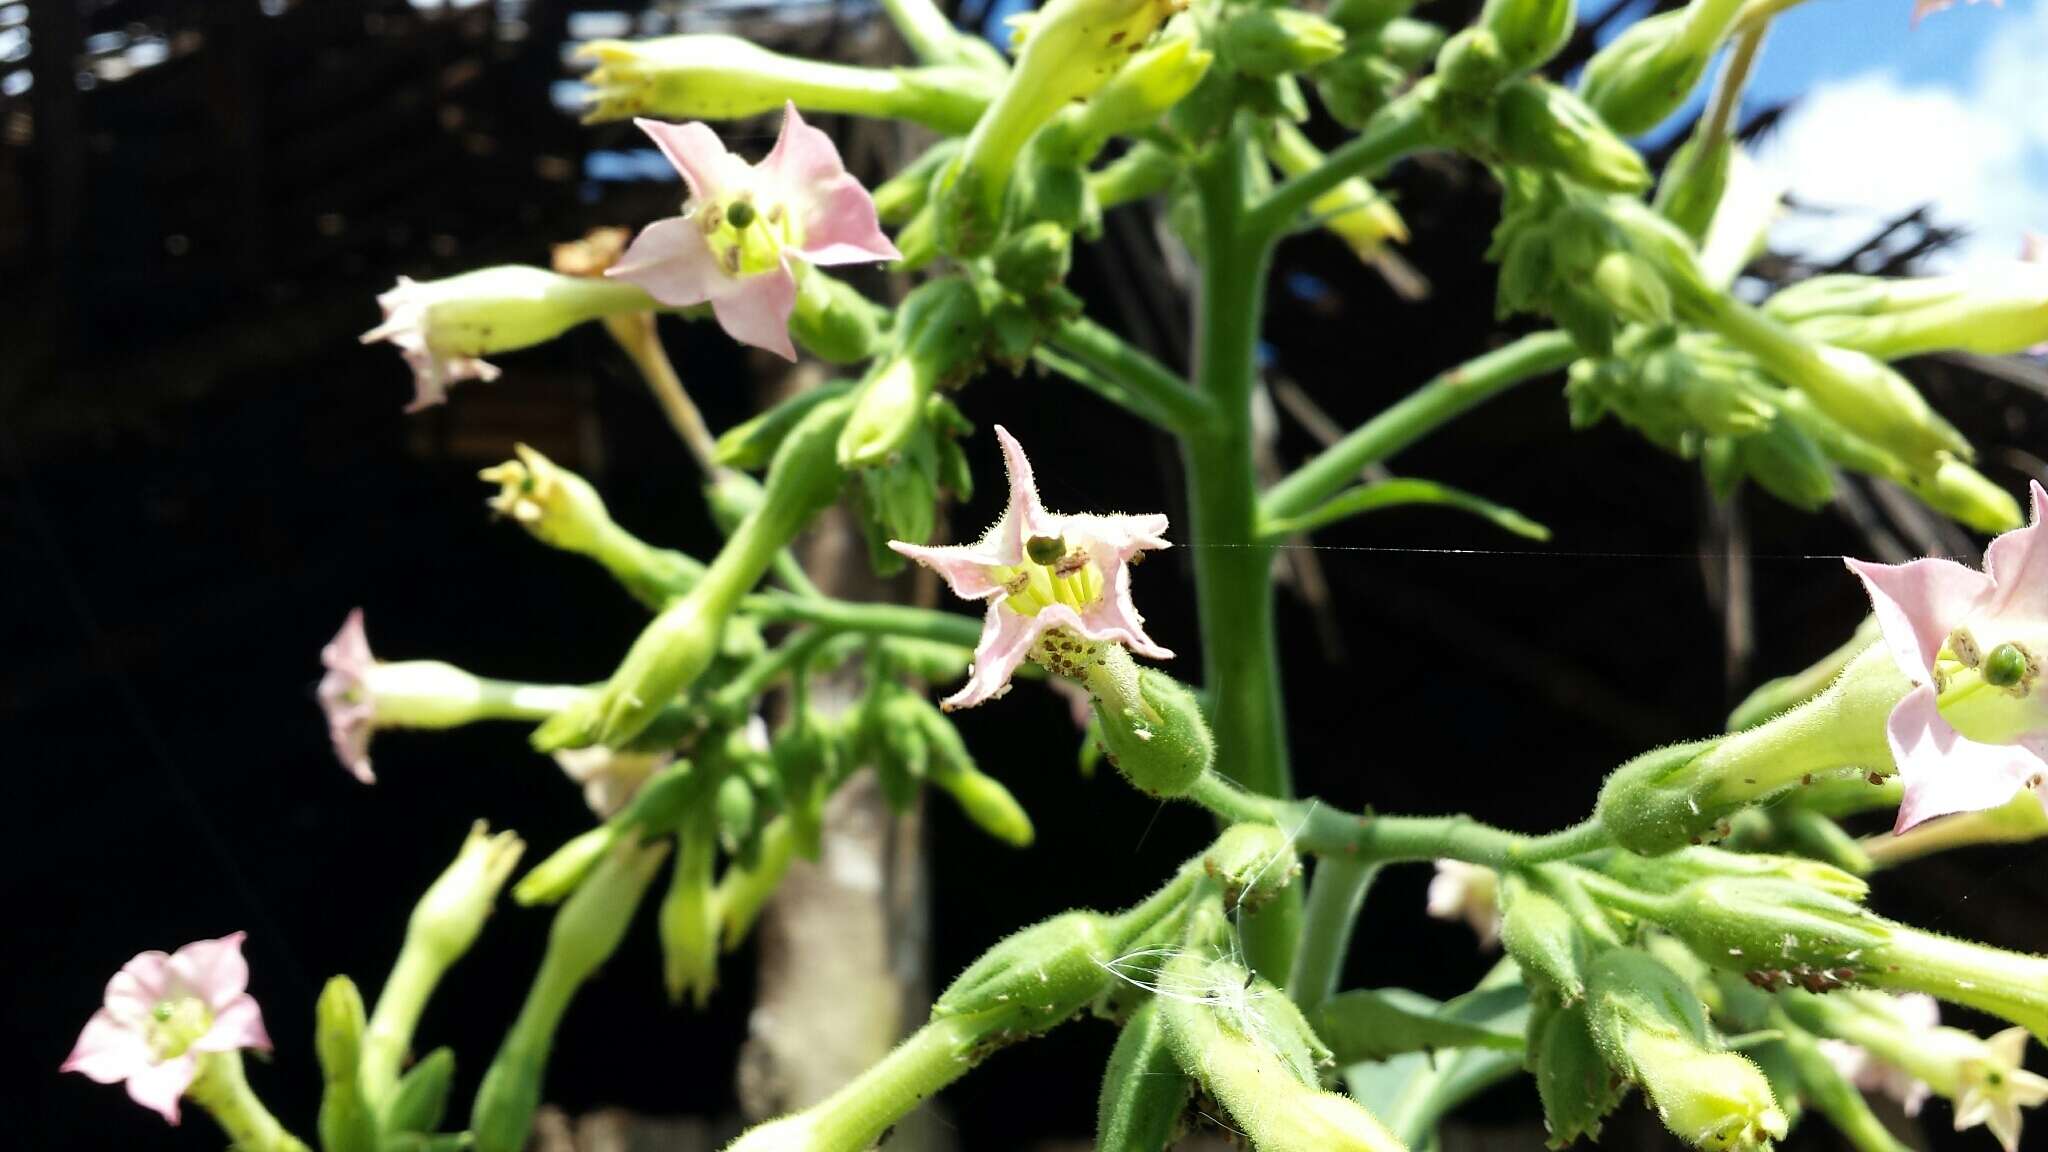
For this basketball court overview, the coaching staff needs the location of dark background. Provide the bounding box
[6,1,2047,1149]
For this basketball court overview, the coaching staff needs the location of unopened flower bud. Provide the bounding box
[1585,948,1788,1152]
[789,271,890,364]
[1903,454,2025,534]
[1058,34,1214,162]
[1728,415,1838,512]
[659,829,719,1007]
[1475,0,1574,75]
[409,822,525,967]
[1221,8,1347,78]
[992,222,1076,298]
[1434,27,1509,95]
[838,278,986,469]
[1765,265,2048,360]
[1312,51,1408,129]
[1656,133,1733,244]
[1490,79,1651,194]
[1426,859,1503,947]
[1600,845,1868,902]
[934,911,1119,1024]
[1201,823,1301,914]
[936,0,1184,256]
[315,977,376,1152]
[1499,871,1591,1000]
[1265,120,1408,260]
[1578,0,1745,135]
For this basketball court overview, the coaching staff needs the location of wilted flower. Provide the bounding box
[63,933,271,1124]
[609,103,899,360]
[553,746,673,817]
[1846,481,2048,832]
[1426,859,1502,947]
[319,609,381,784]
[888,426,1172,710]
[361,276,502,410]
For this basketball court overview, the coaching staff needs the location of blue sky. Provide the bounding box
[1728,0,2048,269]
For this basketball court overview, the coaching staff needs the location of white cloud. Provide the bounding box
[1751,3,2048,271]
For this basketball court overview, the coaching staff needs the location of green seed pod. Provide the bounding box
[316,976,378,1152]
[1092,668,1214,799]
[1201,822,1301,914]
[933,911,1119,1026]
[383,1046,455,1135]
[1097,999,1191,1152]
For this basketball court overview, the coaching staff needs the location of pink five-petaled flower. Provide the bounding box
[318,608,378,784]
[1847,480,2048,833]
[607,102,899,361]
[888,426,1172,711]
[361,276,504,412]
[62,933,272,1124]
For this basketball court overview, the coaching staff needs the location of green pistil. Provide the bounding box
[1985,643,2032,690]
[148,996,213,1061]
[700,192,802,279]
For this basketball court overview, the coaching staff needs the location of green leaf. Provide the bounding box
[1316,986,1526,1064]
[1258,477,1551,542]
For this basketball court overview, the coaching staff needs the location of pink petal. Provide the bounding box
[608,217,727,309]
[945,605,1047,711]
[760,104,901,267]
[401,352,499,414]
[710,266,800,360]
[1074,560,1175,660]
[166,933,251,1015]
[1983,480,2048,620]
[104,952,174,1029]
[318,611,378,784]
[990,426,1054,559]
[123,1055,196,1125]
[634,118,735,202]
[1888,686,2042,832]
[886,539,1011,600]
[1845,557,1994,682]
[63,1011,153,1084]
[192,995,271,1055]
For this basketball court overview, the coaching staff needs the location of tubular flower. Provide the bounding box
[361,276,504,410]
[888,426,1171,711]
[62,933,272,1124]
[1847,481,2048,832]
[319,609,381,784]
[608,103,899,360]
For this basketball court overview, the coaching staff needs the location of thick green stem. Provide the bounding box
[1185,119,1299,977]
[1261,331,1578,522]
[187,1052,310,1152]
[1287,855,1379,1010]
[738,1012,1006,1151]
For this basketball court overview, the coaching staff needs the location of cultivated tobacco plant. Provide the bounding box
[66,0,2048,1149]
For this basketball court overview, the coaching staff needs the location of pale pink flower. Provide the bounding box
[318,609,379,784]
[62,933,272,1124]
[1847,481,2048,833]
[1819,993,1939,1118]
[888,426,1172,711]
[608,103,899,360]
[361,276,504,411]
[1425,859,1502,948]
[1912,0,1997,22]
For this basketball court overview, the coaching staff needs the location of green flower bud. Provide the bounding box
[383,1046,455,1136]
[993,222,1076,297]
[838,278,986,469]
[1903,456,2025,534]
[1584,949,1788,1152]
[316,977,377,1152]
[1499,871,1594,1002]
[1597,846,1868,902]
[1765,266,2048,359]
[1201,823,1301,914]
[1221,8,1347,79]
[1097,999,1192,1152]
[1434,27,1509,95]
[1378,18,1448,69]
[1476,0,1575,75]
[1578,0,1745,135]
[1623,877,1889,989]
[715,383,859,472]
[1326,0,1418,37]
[789,271,889,364]
[1528,995,1631,1145]
[1729,415,1837,512]
[660,828,719,1007]
[1657,133,1734,244]
[408,821,526,969]
[513,825,619,907]
[934,763,1036,847]
[575,36,995,133]
[1312,51,1408,129]
[933,911,1120,1025]
[1089,665,1215,799]
[1490,79,1651,194]
[936,0,1184,257]
[1596,645,1910,854]
[1059,34,1214,162]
